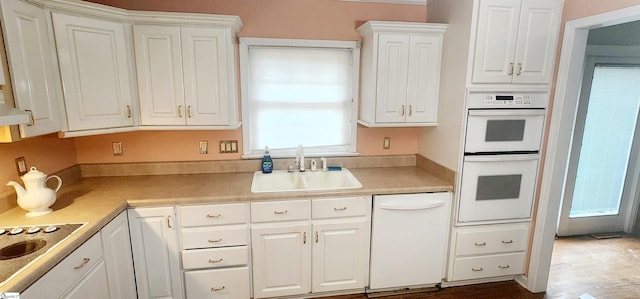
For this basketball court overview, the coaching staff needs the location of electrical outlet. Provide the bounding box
[199,140,208,154]
[112,142,123,156]
[383,137,391,149]
[15,157,27,176]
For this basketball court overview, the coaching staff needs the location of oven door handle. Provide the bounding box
[464,154,539,162]
[379,200,445,210]
[468,109,546,116]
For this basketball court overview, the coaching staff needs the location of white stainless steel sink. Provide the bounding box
[250,169,363,193]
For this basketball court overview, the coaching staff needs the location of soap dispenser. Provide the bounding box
[261,146,273,173]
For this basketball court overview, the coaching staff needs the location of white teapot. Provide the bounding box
[7,167,62,217]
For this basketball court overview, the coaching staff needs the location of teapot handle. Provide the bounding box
[46,175,63,192]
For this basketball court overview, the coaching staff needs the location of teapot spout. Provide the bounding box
[7,181,26,197]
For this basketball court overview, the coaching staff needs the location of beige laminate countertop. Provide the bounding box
[0,166,452,293]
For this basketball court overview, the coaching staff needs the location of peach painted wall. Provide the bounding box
[0,134,77,194]
[73,0,427,163]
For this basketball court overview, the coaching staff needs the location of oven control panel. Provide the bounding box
[467,92,548,109]
[484,95,532,105]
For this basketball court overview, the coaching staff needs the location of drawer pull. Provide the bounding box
[208,238,223,243]
[474,242,487,246]
[208,258,224,264]
[211,286,226,292]
[303,232,307,244]
[274,210,288,215]
[206,213,222,218]
[334,207,347,211]
[501,240,514,244]
[472,267,483,272]
[499,264,511,269]
[74,258,90,270]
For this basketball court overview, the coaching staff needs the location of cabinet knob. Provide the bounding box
[498,264,511,269]
[334,207,347,211]
[187,105,192,118]
[401,105,405,116]
[409,105,413,116]
[178,105,183,118]
[206,213,222,218]
[208,238,223,243]
[126,105,132,118]
[274,210,288,215]
[73,258,90,270]
[472,267,483,272]
[474,242,487,246]
[508,63,514,76]
[516,63,523,76]
[210,286,226,292]
[501,240,514,244]
[208,258,224,263]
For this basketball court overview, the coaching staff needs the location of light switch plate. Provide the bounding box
[112,142,123,156]
[15,157,27,176]
[383,137,391,149]
[199,140,208,154]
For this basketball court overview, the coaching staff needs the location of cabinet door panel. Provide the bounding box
[53,13,134,131]
[128,207,183,299]
[472,0,521,84]
[101,212,137,299]
[251,223,311,298]
[513,0,562,84]
[406,35,442,123]
[181,27,229,126]
[0,0,62,137]
[62,261,110,299]
[134,25,185,126]
[375,34,409,123]
[312,220,369,293]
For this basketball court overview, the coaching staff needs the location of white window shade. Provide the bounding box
[240,38,359,157]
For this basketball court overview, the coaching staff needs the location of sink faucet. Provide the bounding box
[296,144,305,172]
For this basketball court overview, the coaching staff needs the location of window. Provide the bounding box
[240,38,359,158]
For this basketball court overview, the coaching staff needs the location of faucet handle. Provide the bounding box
[320,157,328,171]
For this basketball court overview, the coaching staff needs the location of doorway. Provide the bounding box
[557,60,640,237]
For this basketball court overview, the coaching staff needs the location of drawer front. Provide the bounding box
[182,225,248,249]
[179,203,248,227]
[251,200,310,222]
[452,252,525,281]
[312,196,371,219]
[22,233,104,299]
[455,226,529,256]
[185,267,250,299]
[182,246,248,270]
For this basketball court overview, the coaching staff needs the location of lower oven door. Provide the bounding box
[458,154,539,223]
[465,109,545,153]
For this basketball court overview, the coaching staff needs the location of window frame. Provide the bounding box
[239,37,360,158]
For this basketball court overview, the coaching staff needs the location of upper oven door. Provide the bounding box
[465,109,545,153]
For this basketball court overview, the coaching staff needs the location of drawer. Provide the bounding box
[185,267,251,299]
[312,196,371,219]
[455,225,529,256]
[182,225,248,249]
[182,246,249,270]
[21,233,104,299]
[452,252,525,281]
[179,203,248,227]
[251,199,310,222]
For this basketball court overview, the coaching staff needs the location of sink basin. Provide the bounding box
[251,168,363,193]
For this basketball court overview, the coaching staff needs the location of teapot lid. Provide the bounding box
[21,167,47,180]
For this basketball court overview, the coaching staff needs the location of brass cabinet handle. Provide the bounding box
[126,105,132,118]
[303,232,307,244]
[409,105,413,116]
[178,105,183,118]
[25,109,35,126]
[401,105,405,116]
[474,242,487,246]
[516,63,523,76]
[206,213,221,218]
[499,264,511,269]
[210,286,226,292]
[167,216,173,229]
[501,240,514,244]
[208,258,224,263]
[472,267,483,272]
[315,231,319,243]
[208,238,223,243]
[508,62,514,75]
[274,210,288,215]
[187,105,192,118]
[334,207,347,211]
[73,258,90,270]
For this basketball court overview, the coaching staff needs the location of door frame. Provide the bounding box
[527,5,640,293]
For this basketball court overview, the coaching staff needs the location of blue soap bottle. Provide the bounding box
[261,146,273,173]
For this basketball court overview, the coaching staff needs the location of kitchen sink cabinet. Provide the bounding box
[100,211,137,298]
[52,12,136,133]
[357,21,446,127]
[0,0,63,138]
[471,0,562,84]
[133,18,241,129]
[128,207,183,299]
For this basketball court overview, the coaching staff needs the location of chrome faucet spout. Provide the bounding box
[296,144,305,172]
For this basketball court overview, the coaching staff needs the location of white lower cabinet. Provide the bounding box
[101,211,138,298]
[449,222,530,281]
[129,207,184,299]
[184,267,251,298]
[251,196,371,298]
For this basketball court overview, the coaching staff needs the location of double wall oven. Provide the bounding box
[458,91,548,224]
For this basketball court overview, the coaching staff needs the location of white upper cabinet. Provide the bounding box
[471,0,562,84]
[52,12,135,132]
[0,0,62,137]
[358,21,446,127]
[133,18,241,128]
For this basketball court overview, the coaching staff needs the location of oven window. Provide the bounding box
[476,174,522,200]
[485,120,526,142]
